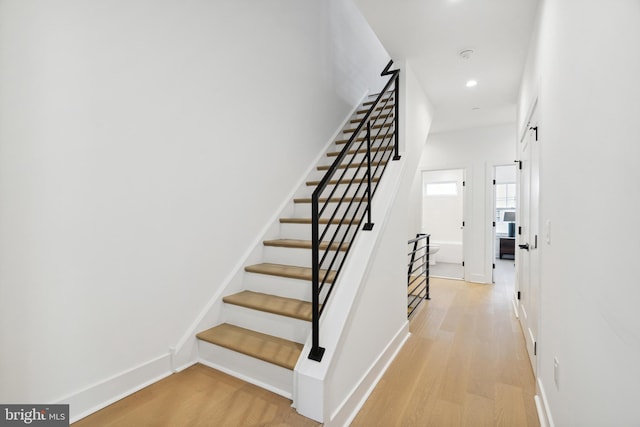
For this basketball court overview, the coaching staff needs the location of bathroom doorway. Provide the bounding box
[492,164,517,291]
[421,169,465,280]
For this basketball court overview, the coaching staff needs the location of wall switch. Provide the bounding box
[553,357,560,390]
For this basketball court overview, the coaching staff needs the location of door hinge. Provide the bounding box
[530,126,538,142]
[462,261,465,267]
[517,291,521,300]
[463,180,466,187]
[535,234,538,249]
[493,179,496,185]
[534,341,537,355]
[515,160,522,170]
[462,221,465,227]
[493,221,496,227]
[518,226,522,235]
[493,263,496,269]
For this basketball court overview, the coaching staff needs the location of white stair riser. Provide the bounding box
[223,305,310,343]
[343,124,394,136]
[280,222,360,241]
[293,201,364,219]
[324,148,393,165]
[242,271,335,304]
[198,340,294,398]
[299,185,371,202]
[263,246,312,267]
[263,245,348,270]
[243,272,312,301]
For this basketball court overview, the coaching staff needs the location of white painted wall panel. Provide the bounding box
[518,1,640,425]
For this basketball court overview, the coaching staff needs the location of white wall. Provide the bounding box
[316,61,434,425]
[419,124,516,283]
[518,1,640,426]
[0,0,390,411]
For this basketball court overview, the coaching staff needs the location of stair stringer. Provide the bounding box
[169,92,370,376]
[293,155,411,424]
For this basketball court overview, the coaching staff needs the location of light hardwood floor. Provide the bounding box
[73,273,538,427]
[351,275,539,427]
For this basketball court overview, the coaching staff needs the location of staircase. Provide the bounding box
[196,70,398,399]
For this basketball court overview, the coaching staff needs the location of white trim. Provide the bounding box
[535,377,555,427]
[197,358,292,400]
[326,324,410,427]
[519,96,539,143]
[59,353,174,423]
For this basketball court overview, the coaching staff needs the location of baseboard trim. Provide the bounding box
[61,353,174,424]
[326,322,410,427]
[535,377,555,427]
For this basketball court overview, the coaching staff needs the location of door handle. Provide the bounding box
[519,243,530,251]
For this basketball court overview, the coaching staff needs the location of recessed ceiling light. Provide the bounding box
[466,80,478,88]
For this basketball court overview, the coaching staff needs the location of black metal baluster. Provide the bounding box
[363,121,374,231]
[393,76,401,161]
[425,234,430,300]
[308,193,325,361]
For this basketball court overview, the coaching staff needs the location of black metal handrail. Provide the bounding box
[407,233,430,317]
[309,60,401,361]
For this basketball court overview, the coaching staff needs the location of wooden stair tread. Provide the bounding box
[279,217,362,225]
[317,160,388,171]
[306,176,380,186]
[245,263,336,283]
[293,196,364,203]
[362,97,393,106]
[327,146,393,157]
[223,290,312,321]
[350,114,394,124]
[344,122,393,133]
[196,323,302,370]
[357,104,394,114]
[264,238,347,251]
[335,135,388,145]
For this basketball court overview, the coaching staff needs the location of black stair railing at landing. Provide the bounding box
[407,233,430,318]
[308,60,401,362]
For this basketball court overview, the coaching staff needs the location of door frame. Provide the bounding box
[491,164,518,284]
[420,167,467,280]
[516,96,541,375]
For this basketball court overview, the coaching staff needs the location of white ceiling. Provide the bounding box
[354,0,540,134]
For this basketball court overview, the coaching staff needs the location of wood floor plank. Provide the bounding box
[73,268,538,427]
[72,364,319,427]
[351,276,540,427]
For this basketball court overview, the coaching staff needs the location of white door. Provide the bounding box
[516,103,540,373]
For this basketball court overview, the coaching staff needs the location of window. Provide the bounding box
[495,183,516,234]
[425,181,458,196]
[496,183,516,208]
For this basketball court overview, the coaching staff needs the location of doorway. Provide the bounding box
[493,165,517,289]
[421,169,465,280]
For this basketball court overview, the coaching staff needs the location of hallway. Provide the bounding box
[351,275,538,426]
[73,275,538,426]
